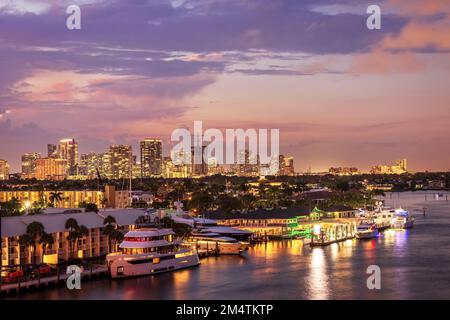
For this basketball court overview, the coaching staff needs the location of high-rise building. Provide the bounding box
[47,144,58,158]
[109,145,132,179]
[21,152,41,177]
[279,155,295,175]
[370,159,408,175]
[191,145,207,176]
[0,159,10,180]
[34,158,68,180]
[58,138,79,175]
[397,159,407,172]
[140,138,163,177]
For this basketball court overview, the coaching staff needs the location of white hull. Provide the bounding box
[356,230,378,239]
[391,220,414,229]
[191,240,247,255]
[107,251,200,279]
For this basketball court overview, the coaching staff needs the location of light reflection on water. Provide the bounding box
[8,191,450,300]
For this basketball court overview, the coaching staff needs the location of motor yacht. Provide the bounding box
[106,228,199,279]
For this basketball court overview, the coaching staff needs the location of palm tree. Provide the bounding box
[65,218,83,259]
[18,221,45,264]
[39,233,54,263]
[103,215,117,253]
[49,191,63,207]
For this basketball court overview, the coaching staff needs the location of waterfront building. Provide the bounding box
[210,206,357,239]
[1,208,145,267]
[109,145,132,179]
[370,159,408,174]
[21,153,41,178]
[0,185,130,209]
[0,159,10,180]
[47,144,58,158]
[140,138,163,177]
[34,158,68,180]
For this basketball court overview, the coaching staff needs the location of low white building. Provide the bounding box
[1,208,147,267]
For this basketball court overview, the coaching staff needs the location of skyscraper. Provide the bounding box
[0,159,10,180]
[58,138,79,175]
[47,144,58,158]
[109,145,132,179]
[21,152,41,177]
[140,138,163,177]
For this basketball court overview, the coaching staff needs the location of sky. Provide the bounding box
[0,0,449,172]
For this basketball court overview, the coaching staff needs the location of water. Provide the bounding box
[9,191,450,300]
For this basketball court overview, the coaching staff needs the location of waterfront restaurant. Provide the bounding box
[210,207,311,239]
[210,206,358,239]
[1,208,146,268]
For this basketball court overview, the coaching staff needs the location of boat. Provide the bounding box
[373,208,395,230]
[106,228,200,279]
[391,208,414,229]
[172,216,253,241]
[186,230,248,255]
[355,223,379,239]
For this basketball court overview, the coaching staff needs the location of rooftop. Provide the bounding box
[1,208,147,238]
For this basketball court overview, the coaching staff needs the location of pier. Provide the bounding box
[0,264,108,297]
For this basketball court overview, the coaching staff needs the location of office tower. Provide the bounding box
[191,145,207,176]
[0,159,10,180]
[140,138,163,177]
[397,159,407,172]
[34,158,68,180]
[58,138,79,175]
[21,152,41,177]
[132,155,142,179]
[279,155,295,175]
[47,144,58,158]
[109,145,132,179]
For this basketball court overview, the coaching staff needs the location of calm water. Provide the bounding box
[11,191,450,300]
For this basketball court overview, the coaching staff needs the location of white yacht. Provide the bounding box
[106,228,200,279]
[373,208,395,230]
[171,216,253,241]
[187,230,248,255]
[391,208,414,229]
[355,223,379,239]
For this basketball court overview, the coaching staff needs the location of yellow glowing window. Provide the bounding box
[153,257,160,264]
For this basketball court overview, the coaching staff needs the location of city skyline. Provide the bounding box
[1,0,450,172]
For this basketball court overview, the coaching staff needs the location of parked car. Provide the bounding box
[1,269,24,283]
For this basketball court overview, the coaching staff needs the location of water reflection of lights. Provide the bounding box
[308,248,329,299]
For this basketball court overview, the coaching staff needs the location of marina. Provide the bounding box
[2,192,449,299]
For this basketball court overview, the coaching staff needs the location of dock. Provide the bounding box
[0,265,108,297]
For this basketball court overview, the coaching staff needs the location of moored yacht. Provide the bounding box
[355,223,379,239]
[391,208,414,229]
[193,218,253,241]
[106,228,199,279]
[187,230,248,255]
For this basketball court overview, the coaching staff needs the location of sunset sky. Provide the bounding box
[1,0,449,172]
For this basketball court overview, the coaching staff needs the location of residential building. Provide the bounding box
[21,152,41,178]
[109,145,132,179]
[1,208,144,267]
[58,138,79,175]
[0,159,10,180]
[140,138,163,177]
[34,158,68,180]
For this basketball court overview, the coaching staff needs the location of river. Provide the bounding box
[10,191,450,300]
